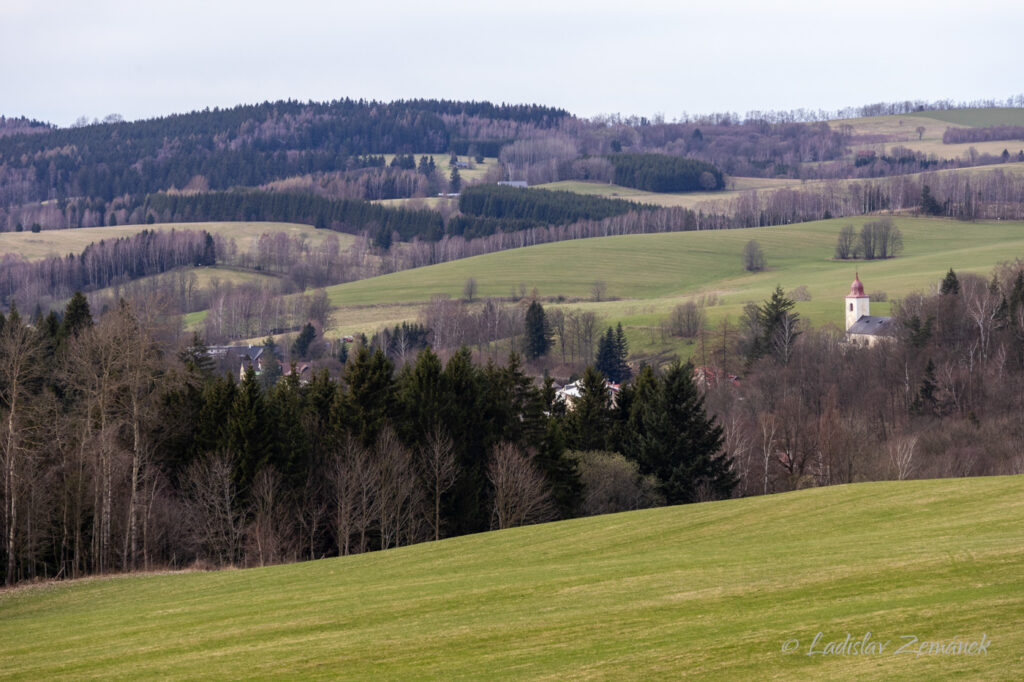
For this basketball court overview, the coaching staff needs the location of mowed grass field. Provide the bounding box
[321,216,1024,341]
[0,221,353,261]
[1,476,1021,680]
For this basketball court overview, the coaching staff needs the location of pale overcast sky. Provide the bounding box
[2,0,1022,126]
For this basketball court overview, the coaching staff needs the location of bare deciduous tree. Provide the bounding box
[248,467,290,567]
[418,427,457,542]
[462,277,478,302]
[669,301,706,338]
[375,427,422,549]
[182,452,243,567]
[488,443,553,530]
[0,314,41,584]
[889,435,918,481]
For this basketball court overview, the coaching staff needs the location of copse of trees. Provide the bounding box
[0,289,742,585]
[832,220,903,260]
[607,154,725,192]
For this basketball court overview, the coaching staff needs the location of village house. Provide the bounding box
[555,377,620,410]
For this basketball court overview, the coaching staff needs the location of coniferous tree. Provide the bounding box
[594,328,618,381]
[614,323,631,383]
[395,347,449,446]
[440,348,488,535]
[623,362,735,504]
[940,268,960,295]
[60,292,93,343]
[259,337,282,389]
[524,301,552,360]
[911,359,939,416]
[226,366,273,493]
[292,323,316,359]
[534,418,582,518]
[565,365,612,452]
[342,346,395,446]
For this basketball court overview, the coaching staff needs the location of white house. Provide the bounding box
[844,274,894,346]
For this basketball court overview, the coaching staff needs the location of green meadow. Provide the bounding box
[2,476,1020,680]
[322,217,1024,342]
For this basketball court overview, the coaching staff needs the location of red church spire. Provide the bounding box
[848,273,867,298]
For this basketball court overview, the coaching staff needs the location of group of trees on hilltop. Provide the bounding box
[0,99,568,209]
[0,291,733,584]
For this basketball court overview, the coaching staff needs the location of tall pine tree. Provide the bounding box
[623,362,736,504]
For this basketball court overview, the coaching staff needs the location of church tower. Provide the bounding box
[845,273,870,330]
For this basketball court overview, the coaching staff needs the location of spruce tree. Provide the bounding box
[566,365,612,452]
[60,291,93,342]
[226,366,273,492]
[940,268,960,295]
[614,323,631,383]
[441,348,488,535]
[534,419,582,518]
[342,346,395,446]
[394,347,449,445]
[594,328,618,380]
[624,362,736,503]
[292,323,316,359]
[259,337,282,389]
[524,301,552,360]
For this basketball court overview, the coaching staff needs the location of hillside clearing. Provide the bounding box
[0,221,353,261]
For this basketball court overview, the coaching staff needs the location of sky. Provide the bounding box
[2,0,1022,126]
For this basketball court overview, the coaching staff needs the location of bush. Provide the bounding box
[789,285,812,302]
[571,451,663,516]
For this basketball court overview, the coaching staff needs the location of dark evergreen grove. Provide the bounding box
[608,154,725,192]
[458,184,651,224]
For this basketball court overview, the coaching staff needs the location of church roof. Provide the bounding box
[847,315,895,336]
[848,273,868,298]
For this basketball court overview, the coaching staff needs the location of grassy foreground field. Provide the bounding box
[0,221,352,261]
[1,476,1021,679]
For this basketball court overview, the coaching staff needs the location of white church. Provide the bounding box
[845,274,894,345]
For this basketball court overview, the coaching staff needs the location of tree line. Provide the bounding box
[942,125,1024,144]
[0,229,215,312]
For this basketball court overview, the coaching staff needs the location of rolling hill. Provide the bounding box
[2,476,1020,679]
[317,216,1024,345]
